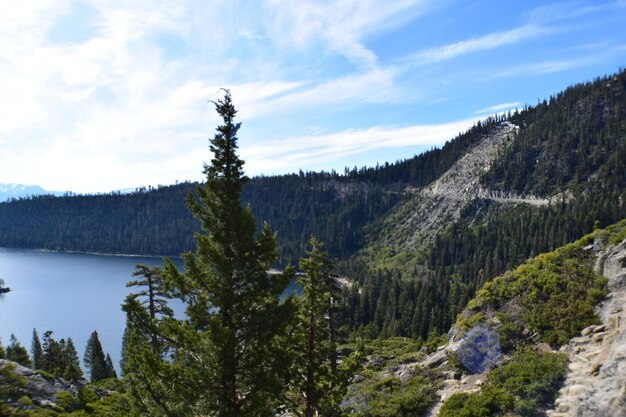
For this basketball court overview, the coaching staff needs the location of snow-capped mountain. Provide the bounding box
[0,183,65,202]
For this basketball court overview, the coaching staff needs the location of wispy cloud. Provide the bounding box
[404,24,550,67]
[242,117,481,174]
[475,102,521,115]
[528,0,626,24]
[493,59,589,78]
[1,0,624,192]
[263,0,432,70]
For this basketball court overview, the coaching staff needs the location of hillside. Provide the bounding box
[0,71,624,345]
[341,220,625,417]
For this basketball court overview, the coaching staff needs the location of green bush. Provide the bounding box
[439,348,568,416]
[366,372,440,417]
[459,228,611,347]
[35,370,55,381]
[55,391,79,412]
[16,395,33,406]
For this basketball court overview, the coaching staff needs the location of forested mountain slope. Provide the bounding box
[0,70,624,285]
[0,118,503,262]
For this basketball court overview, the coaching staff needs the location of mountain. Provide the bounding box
[0,70,624,339]
[0,183,66,202]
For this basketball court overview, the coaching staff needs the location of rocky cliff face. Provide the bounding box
[547,239,626,417]
[0,359,83,408]
[364,121,556,261]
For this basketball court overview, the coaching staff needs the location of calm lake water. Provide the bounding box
[0,248,300,374]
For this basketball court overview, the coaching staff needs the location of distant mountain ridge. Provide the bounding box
[0,183,66,202]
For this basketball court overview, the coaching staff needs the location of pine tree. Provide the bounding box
[84,331,108,382]
[0,337,5,358]
[42,331,61,374]
[125,264,172,354]
[124,90,295,417]
[63,338,83,381]
[292,237,354,417]
[298,237,334,417]
[105,354,117,379]
[6,334,30,367]
[31,329,43,370]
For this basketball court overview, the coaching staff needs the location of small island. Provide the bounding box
[0,278,10,293]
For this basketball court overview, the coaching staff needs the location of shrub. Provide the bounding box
[439,348,568,416]
[16,395,33,407]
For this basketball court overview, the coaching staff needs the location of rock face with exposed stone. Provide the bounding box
[0,359,83,409]
[547,239,626,417]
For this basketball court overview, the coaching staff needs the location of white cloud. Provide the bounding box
[405,24,549,66]
[493,59,586,78]
[262,0,431,69]
[1,0,623,193]
[241,117,480,175]
[475,102,521,115]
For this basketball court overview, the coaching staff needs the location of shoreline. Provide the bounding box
[0,246,181,259]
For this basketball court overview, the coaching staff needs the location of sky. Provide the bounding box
[0,0,625,193]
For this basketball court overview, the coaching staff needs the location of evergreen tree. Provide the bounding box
[63,338,83,381]
[119,326,130,377]
[124,90,295,417]
[297,238,334,417]
[105,354,117,379]
[0,337,5,359]
[6,334,30,367]
[125,264,172,354]
[84,331,108,382]
[31,329,43,370]
[42,331,61,374]
[292,237,355,417]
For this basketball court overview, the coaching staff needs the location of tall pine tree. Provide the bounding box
[291,237,357,417]
[124,90,295,417]
[31,329,43,370]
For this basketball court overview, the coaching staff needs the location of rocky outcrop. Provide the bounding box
[405,122,517,248]
[547,239,626,417]
[0,359,83,408]
[421,332,493,417]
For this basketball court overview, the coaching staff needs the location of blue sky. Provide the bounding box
[1,0,625,193]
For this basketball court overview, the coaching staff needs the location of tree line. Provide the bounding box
[0,330,116,383]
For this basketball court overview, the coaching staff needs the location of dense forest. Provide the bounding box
[0,72,623,270]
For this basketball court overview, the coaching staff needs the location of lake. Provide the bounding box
[0,248,300,374]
